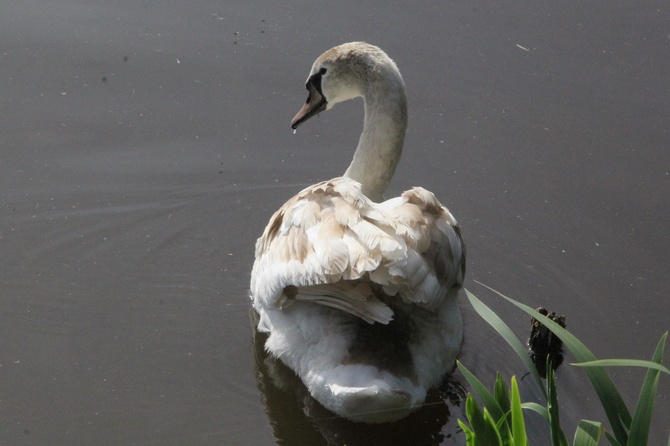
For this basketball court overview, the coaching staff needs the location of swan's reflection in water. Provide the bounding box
[250,310,467,445]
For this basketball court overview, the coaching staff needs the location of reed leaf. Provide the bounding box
[464,394,503,446]
[457,360,506,422]
[572,359,669,375]
[458,419,475,444]
[520,402,548,421]
[510,377,528,446]
[573,420,602,446]
[495,373,511,415]
[546,361,569,446]
[603,430,622,446]
[464,289,546,398]
[472,282,632,444]
[628,332,668,446]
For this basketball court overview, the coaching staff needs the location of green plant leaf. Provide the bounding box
[572,359,669,375]
[458,361,506,422]
[464,394,504,446]
[465,393,481,425]
[483,408,505,446]
[602,430,622,446]
[628,332,668,446]
[520,402,548,421]
[464,289,546,398]
[494,411,511,431]
[458,419,475,445]
[495,372,511,415]
[510,377,528,446]
[546,362,569,446]
[472,283,632,444]
[573,420,602,446]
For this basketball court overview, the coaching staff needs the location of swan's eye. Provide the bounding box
[306,69,326,95]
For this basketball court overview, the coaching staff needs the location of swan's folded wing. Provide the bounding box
[251,178,399,320]
[250,178,464,321]
[373,187,466,308]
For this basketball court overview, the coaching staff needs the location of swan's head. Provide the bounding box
[291,42,403,130]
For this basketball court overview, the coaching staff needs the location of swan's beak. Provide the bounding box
[291,84,327,130]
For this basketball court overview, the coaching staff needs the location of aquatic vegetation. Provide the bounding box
[458,285,669,446]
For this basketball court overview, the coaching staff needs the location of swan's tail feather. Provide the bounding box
[328,384,415,423]
[290,282,394,324]
[307,364,426,423]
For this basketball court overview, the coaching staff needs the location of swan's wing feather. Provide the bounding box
[250,178,465,322]
[290,282,394,324]
[377,187,466,307]
[252,178,378,313]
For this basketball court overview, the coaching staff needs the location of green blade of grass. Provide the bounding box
[603,430,622,446]
[465,394,503,446]
[457,419,475,445]
[473,282,632,445]
[546,362,569,446]
[573,420,602,446]
[495,373,511,415]
[510,377,528,446]
[520,402,548,421]
[457,360,506,422]
[464,289,546,398]
[494,410,511,433]
[483,408,505,446]
[572,358,669,374]
[628,332,668,446]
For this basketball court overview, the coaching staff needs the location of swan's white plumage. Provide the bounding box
[251,179,463,321]
[250,42,465,423]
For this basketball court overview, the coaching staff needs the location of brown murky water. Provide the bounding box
[2,1,668,444]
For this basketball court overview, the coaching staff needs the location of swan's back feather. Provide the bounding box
[251,177,465,325]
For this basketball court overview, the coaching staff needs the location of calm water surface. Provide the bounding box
[1,1,668,444]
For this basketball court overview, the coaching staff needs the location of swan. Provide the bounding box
[250,42,465,423]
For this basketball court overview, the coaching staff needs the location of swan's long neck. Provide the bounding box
[343,76,407,202]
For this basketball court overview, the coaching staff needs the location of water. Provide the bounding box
[1,1,668,444]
